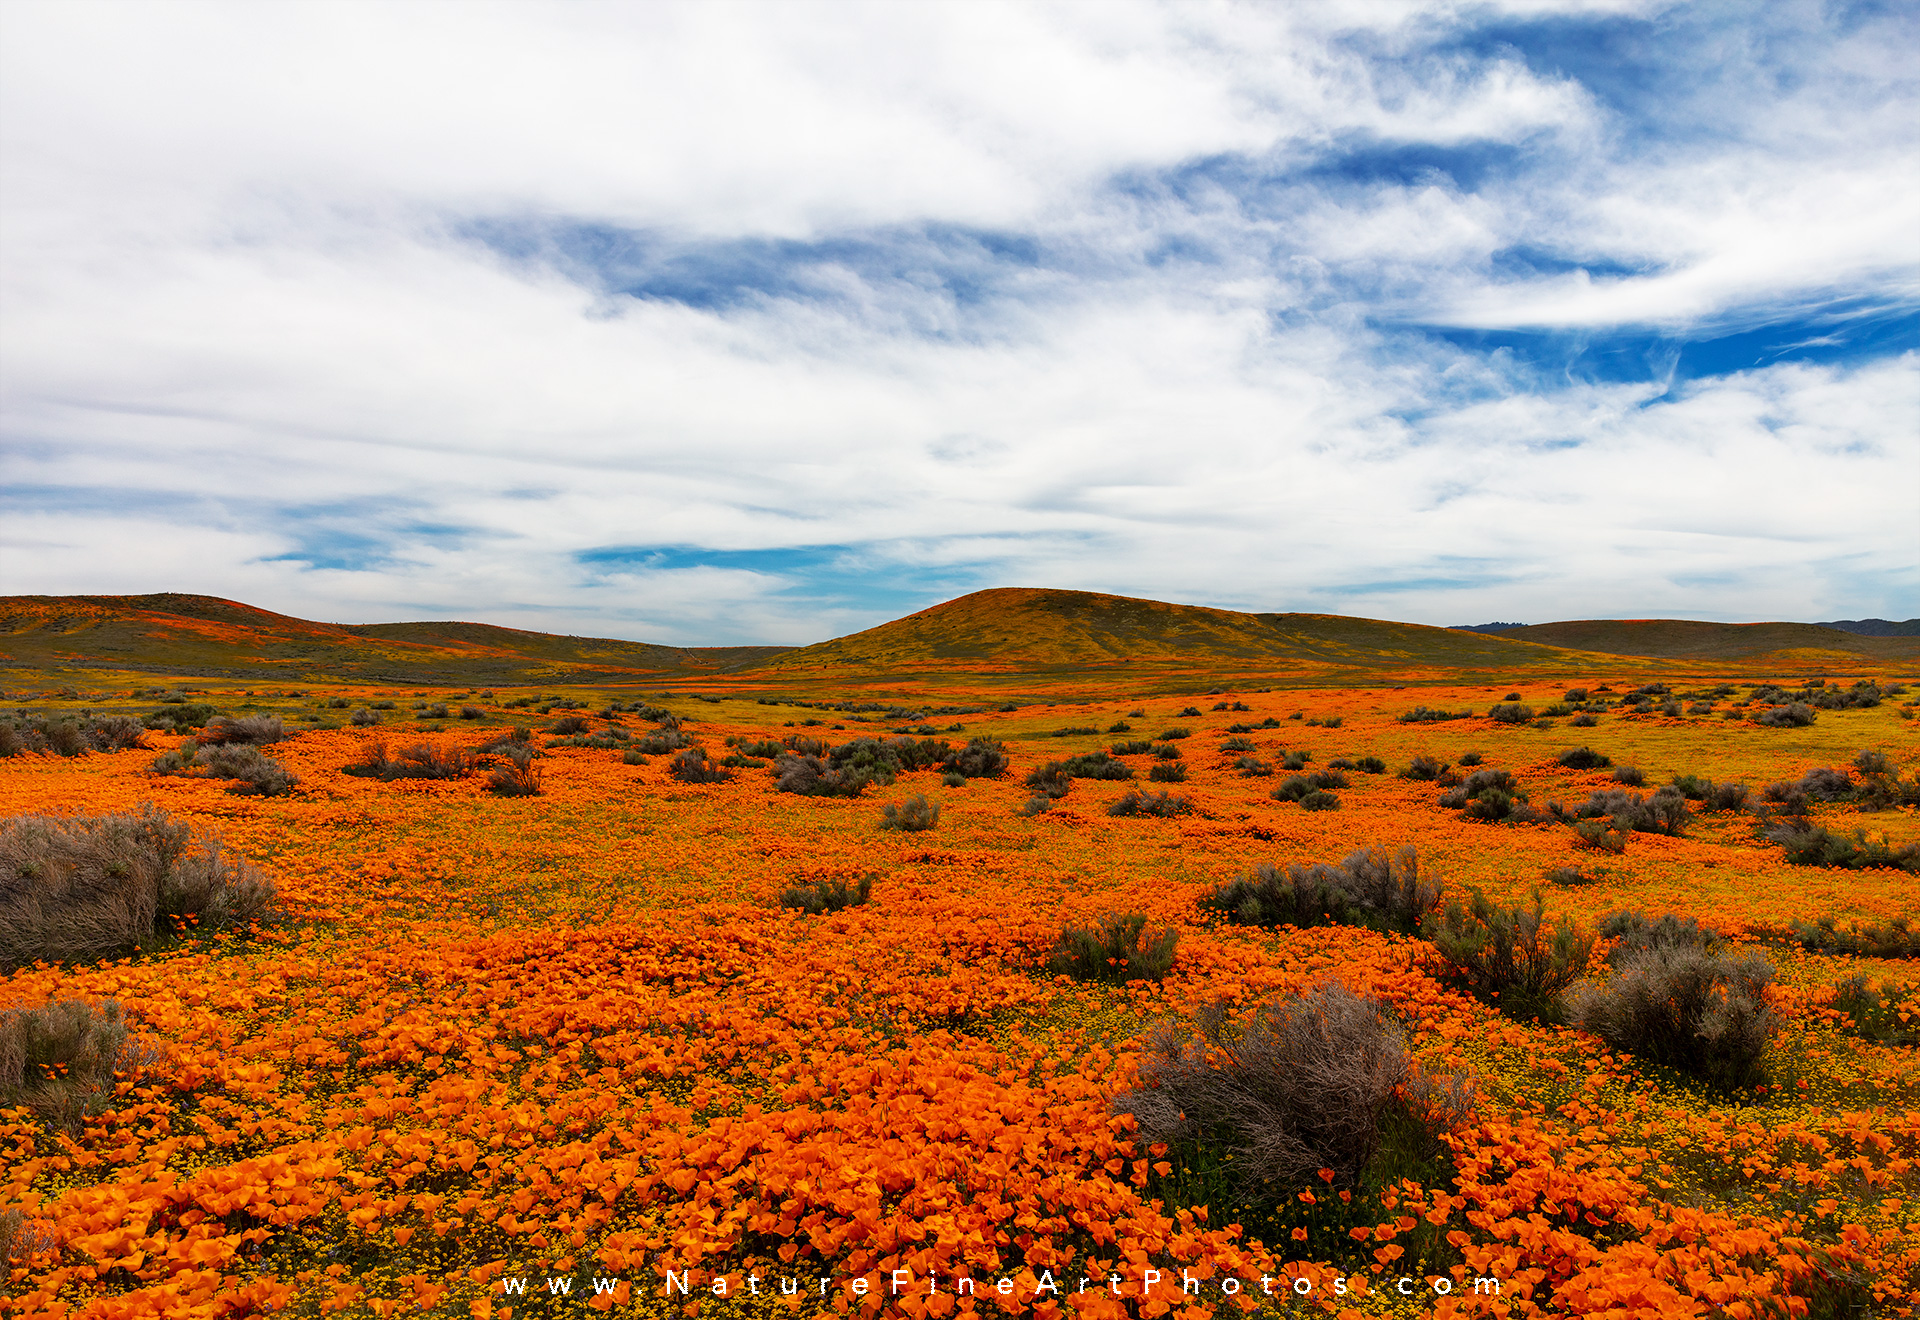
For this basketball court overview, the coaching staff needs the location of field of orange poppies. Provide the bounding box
[4,667,1919,1319]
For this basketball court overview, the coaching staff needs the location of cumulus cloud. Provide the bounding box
[1,0,1914,642]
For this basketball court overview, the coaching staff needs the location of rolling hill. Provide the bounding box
[6,589,1914,694]
[0,594,789,685]
[757,587,1606,687]
[1496,618,1920,665]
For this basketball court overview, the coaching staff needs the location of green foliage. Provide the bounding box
[1766,823,1920,872]
[1784,914,1920,959]
[779,874,872,915]
[1399,755,1447,781]
[1829,976,1919,1047]
[1147,762,1187,783]
[1048,913,1177,985]
[1556,746,1611,770]
[1424,888,1595,1022]
[1487,703,1534,724]
[1110,740,1154,756]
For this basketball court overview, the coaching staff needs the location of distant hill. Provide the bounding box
[760,587,1599,685]
[0,594,789,684]
[1816,619,1920,637]
[1451,622,1527,634]
[1496,618,1920,664]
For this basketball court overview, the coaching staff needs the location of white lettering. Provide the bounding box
[1034,1270,1058,1296]
[1398,1277,1414,1295]
[592,1278,619,1296]
[1183,1270,1200,1295]
[997,1278,1014,1296]
[665,1273,689,1297]
[1294,1277,1312,1295]
[851,1279,869,1297]
[501,1278,527,1296]
[893,1270,911,1295]
[1475,1277,1502,1295]
[781,1278,798,1296]
[1221,1277,1241,1295]
[1144,1269,1162,1294]
[1434,1278,1453,1295]
[958,1278,975,1296]
[711,1277,727,1297]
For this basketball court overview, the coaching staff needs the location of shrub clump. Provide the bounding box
[197,715,284,746]
[1487,703,1534,724]
[779,874,872,915]
[485,746,542,796]
[1556,746,1611,770]
[343,739,472,781]
[1439,769,1548,824]
[1112,982,1410,1192]
[1755,702,1816,728]
[942,738,1009,779]
[1,998,162,1132]
[1147,762,1187,783]
[1566,946,1778,1088]
[1558,786,1691,836]
[1829,976,1919,1047]
[1597,910,1721,964]
[1399,755,1448,782]
[879,794,940,832]
[1107,789,1192,818]
[0,806,279,971]
[1398,707,1472,723]
[151,742,298,796]
[1048,913,1178,985]
[1201,845,1439,936]
[668,747,733,784]
[1764,822,1920,872]
[0,714,148,758]
[1783,914,1920,959]
[1424,889,1595,1021]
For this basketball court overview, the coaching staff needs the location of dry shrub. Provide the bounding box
[668,747,733,784]
[780,874,872,915]
[0,806,278,971]
[1202,845,1439,936]
[486,746,542,796]
[198,714,285,745]
[1048,913,1177,984]
[1107,789,1192,817]
[152,742,297,795]
[1598,910,1720,964]
[1566,947,1778,1089]
[0,997,163,1131]
[1425,888,1595,1021]
[879,794,940,832]
[344,739,472,781]
[1114,983,1409,1191]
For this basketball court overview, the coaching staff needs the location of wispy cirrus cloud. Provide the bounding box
[1,0,1913,643]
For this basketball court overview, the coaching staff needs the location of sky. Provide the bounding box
[1,0,1915,646]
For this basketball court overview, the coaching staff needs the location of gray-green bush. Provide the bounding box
[0,806,278,971]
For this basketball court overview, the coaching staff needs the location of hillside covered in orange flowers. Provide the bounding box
[3,592,1919,1319]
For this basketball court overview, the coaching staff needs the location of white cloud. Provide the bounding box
[2,0,1915,640]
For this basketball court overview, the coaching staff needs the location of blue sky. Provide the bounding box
[1,0,1914,644]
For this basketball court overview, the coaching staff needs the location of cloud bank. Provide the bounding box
[2,0,1915,644]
